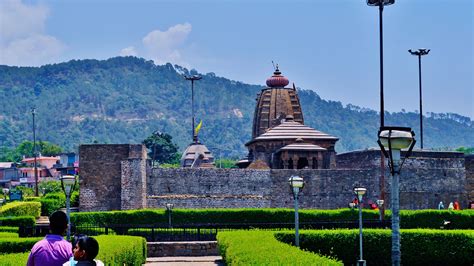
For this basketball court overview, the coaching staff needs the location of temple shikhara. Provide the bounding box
[238,66,338,169]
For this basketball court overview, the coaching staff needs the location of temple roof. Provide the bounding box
[248,116,338,145]
[277,138,327,152]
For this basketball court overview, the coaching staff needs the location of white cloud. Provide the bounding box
[0,0,65,66]
[119,46,138,56]
[142,23,192,65]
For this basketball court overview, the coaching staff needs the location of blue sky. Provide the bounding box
[1,0,472,118]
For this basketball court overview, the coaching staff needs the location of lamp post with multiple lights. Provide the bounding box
[408,48,430,149]
[378,127,415,266]
[60,175,76,241]
[184,75,202,143]
[354,187,367,266]
[288,175,304,247]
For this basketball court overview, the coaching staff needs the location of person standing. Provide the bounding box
[27,211,73,266]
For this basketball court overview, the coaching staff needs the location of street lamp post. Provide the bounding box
[60,175,76,241]
[32,108,39,197]
[184,75,202,143]
[354,187,367,266]
[376,199,385,221]
[166,203,174,228]
[288,175,304,247]
[378,127,415,266]
[366,0,395,223]
[408,48,430,150]
[2,188,9,201]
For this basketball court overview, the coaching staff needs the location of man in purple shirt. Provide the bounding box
[27,211,73,266]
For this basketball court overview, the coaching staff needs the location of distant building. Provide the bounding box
[53,153,79,175]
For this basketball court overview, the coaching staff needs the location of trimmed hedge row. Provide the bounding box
[0,226,19,233]
[0,235,147,266]
[0,236,42,253]
[217,230,342,265]
[71,208,474,229]
[95,235,147,265]
[0,201,41,218]
[275,229,474,266]
[0,216,36,227]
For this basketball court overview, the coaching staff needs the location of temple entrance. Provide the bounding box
[297,158,309,169]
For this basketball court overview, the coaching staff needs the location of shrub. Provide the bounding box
[0,226,18,233]
[217,230,341,265]
[0,202,41,218]
[0,252,29,266]
[275,229,474,266]
[39,198,64,216]
[95,235,147,265]
[0,232,18,238]
[399,209,474,229]
[0,237,42,253]
[0,216,36,227]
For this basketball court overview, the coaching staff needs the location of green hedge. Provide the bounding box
[217,230,341,265]
[71,208,474,229]
[0,252,30,266]
[0,237,42,253]
[0,226,19,233]
[0,202,41,218]
[0,216,36,227]
[0,232,18,238]
[95,235,147,265]
[275,229,474,266]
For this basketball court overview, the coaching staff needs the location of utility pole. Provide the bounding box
[32,108,38,197]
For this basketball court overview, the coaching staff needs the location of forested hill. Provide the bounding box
[0,57,472,158]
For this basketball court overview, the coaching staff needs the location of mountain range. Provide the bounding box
[0,57,472,158]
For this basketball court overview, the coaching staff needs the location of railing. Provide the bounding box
[19,220,391,241]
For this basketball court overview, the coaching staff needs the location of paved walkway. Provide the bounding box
[145,256,224,266]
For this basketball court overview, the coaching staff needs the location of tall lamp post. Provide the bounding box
[166,203,174,228]
[2,188,9,201]
[60,175,76,241]
[184,75,202,143]
[288,175,304,247]
[378,127,415,266]
[32,108,39,196]
[408,48,430,150]
[376,199,384,221]
[354,187,367,266]
[366,0,395,222]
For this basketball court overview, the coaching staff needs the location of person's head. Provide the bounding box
[73,236,99,261]
[49,210,68,235]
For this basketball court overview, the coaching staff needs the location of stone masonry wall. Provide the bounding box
[465,155,474,205]
[121,159,148,210]
[79,144,147,211]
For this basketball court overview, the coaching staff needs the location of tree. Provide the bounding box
[142,131,180,165]
[0,141,63,162]
[455,147,474,154]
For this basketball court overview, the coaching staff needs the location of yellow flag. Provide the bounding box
[195,120,203,136]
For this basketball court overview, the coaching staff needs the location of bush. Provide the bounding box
[0,226,19,233]
[95,235,147,265]
[0,232,18,238]
[71,208,474,229]
[0,252,30,266]
[39,198,64,216]
[0,216,36,227]
[275,229,474,266]
[217,230,341,265]
[0,237,42,253]
[0,202,41,218]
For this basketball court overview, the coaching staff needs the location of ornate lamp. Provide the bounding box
[367,0,395,6]
[288,175,304,247]
[353,187,367,266]
[60,175,76,241]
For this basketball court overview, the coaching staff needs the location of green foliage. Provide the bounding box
[39,180,63,194]
[0,141,62,162]
[217,230,342,265]
[0,216,36,227]
[0,232,18,238]
[0,252,30,266]
[455,146,474,154]
[276,229,474,266]
[95,235,147,265]
[215,158,238,168]
[142,131,179,164]
[12,186,34,197]
[0,201,41,218]
[0,226,19,233]
[0,57,471,158]
[0,236,42,253]
[398,209,474,229]
[39,192,65,216]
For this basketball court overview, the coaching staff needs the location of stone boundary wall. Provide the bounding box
[147,241,218,257]
[465,155,474,205]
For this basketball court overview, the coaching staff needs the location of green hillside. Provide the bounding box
[0,57,472,158]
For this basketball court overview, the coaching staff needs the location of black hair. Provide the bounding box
[49,211,68,235]
[77,236,99,261]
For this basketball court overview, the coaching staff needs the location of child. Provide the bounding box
[63,236,104,266]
